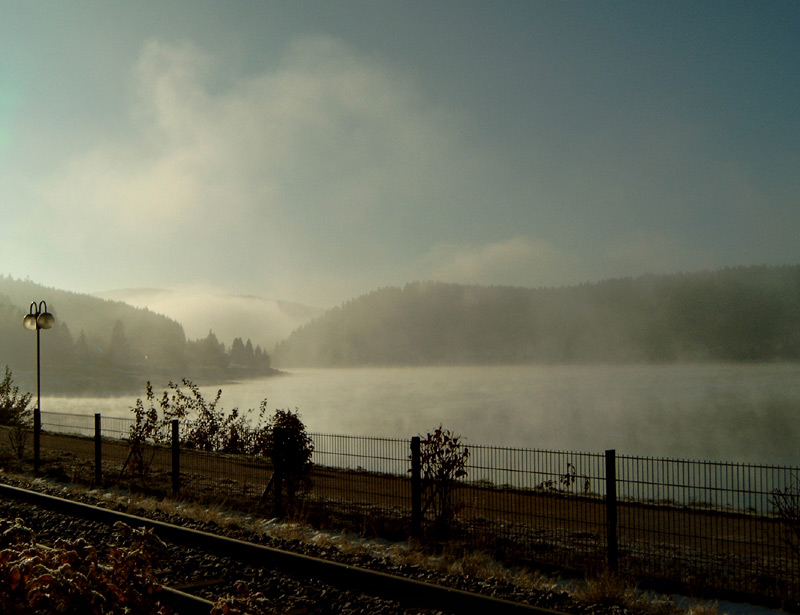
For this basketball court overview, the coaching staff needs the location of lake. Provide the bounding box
[47,363,800,465]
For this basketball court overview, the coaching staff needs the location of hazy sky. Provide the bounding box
[2,2,798,308]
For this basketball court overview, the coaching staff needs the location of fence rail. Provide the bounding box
[1,410,796,605]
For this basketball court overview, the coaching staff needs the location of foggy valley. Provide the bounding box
[2,5,799,611]
[7,264,796,463]
[2,264,799,396]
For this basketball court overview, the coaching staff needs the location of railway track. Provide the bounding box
[0,483,571,615]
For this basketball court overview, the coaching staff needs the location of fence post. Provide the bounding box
[94,413,102,486]
[605,449,619,572]
[171,419,180,497]
[33,407,41,474]
[410,436,421,537]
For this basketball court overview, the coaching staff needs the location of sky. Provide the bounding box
[1,2,798,309]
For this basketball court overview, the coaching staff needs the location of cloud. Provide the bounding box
[421,236,580,288]
[40,40,265,236]
[31,36,480,302]
[97,283,321,348]
[32,35,732,305]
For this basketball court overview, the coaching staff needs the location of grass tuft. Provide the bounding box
[686,603,718,615]
[573,571,699,615]
[574,571,641,608]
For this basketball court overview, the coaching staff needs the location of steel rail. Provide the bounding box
[0,483,568,615]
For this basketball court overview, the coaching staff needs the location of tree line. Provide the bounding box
[273,265,800,367]
[0,276,273,394]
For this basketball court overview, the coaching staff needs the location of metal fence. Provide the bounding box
[6,411,796,604]
[456,446,609,571]
[310,433,410,515]
[614,454,798,598]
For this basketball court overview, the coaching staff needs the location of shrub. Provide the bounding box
[153,379,257,453]
[163,379,238,453]
[124,380,190,479]
[536,461,592,494]
[0,366,33,460]
[0,517,171,614]
[126,382,315,516]
[254,407,314,516]
[126,380,256,479]
[418,425,470,530]
[771,474,800,558]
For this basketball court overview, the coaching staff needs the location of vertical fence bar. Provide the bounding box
[171,419,180,496]
[94,413,102,486]
[411,436,421,537]
[606,449,619,572]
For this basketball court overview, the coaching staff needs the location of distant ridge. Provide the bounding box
[5,267,799,388]
[94,288,323,350]
[0,276,288,394]
[273,265,800,368]
[0,275,189,394]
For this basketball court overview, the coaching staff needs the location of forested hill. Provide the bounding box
[273,266,800,367]
[0,276,274,394]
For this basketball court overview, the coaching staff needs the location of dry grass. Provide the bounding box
[574,571,643,608]
[573,571,680,615]
[573,572,720,615]
[686,603,719,615]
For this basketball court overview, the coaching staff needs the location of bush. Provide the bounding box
[254,407,314,516]
[771,475,800,557]
[418,425,470,530]
[126,382,315,515]
[0,518,171,614]
[125,381,173,478]
[126,380,258,479]
[536,461,592,494]
[0,366,32,459]
[161,379,253,453]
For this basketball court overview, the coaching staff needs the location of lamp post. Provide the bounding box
[23,301,54,473]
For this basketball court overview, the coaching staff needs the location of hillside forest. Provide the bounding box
[273,265,800,367]
[0,276,274,395]
[2,266,799,395]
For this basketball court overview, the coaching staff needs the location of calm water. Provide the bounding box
[48,364,800,465]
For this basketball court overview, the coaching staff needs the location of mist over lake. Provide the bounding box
[49,363,800,466]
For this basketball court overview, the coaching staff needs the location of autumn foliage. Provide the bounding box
[0,518,170,614]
